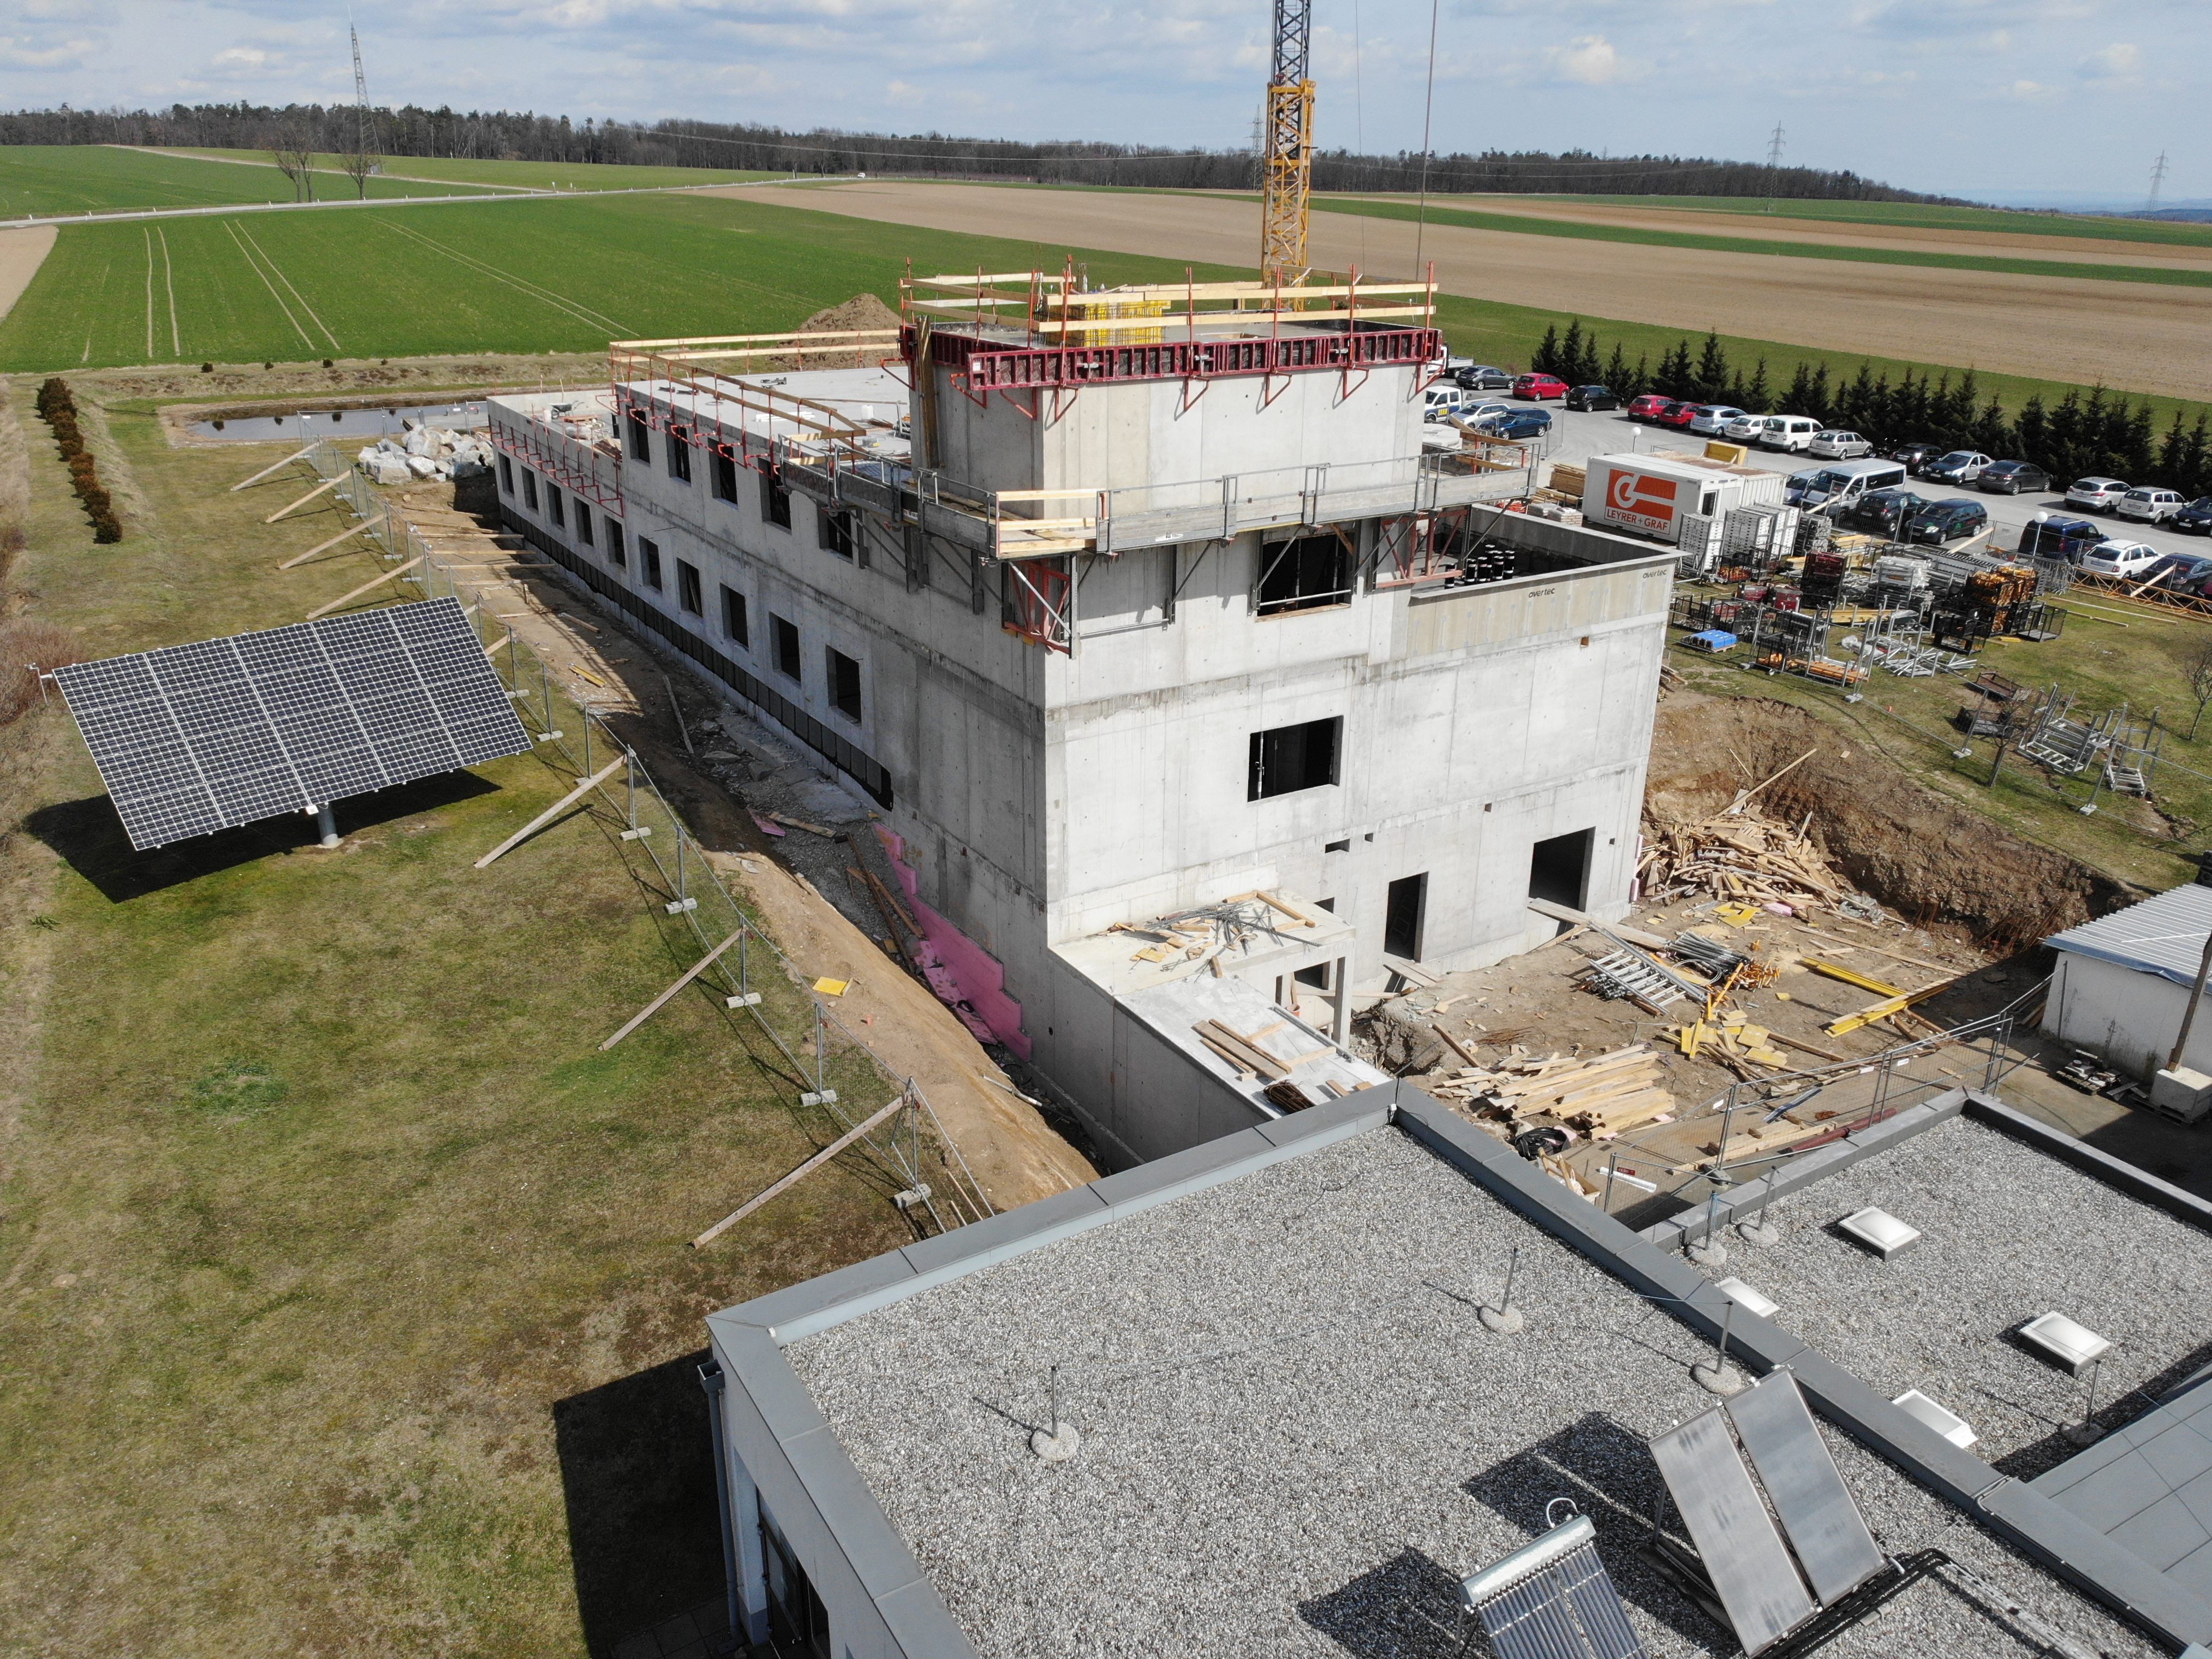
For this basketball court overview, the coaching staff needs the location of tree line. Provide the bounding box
[1,102,1955,203]
[1531,319,2212,502]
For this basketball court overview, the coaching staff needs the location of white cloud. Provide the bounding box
[1548,34,1627,85]
[212,46,269,68]
[2008,77,2057,99]
[2087,40,2139,75]
[0,33,96,68]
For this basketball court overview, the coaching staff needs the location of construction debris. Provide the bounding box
[1637,803,1856,915]
[357,423,493,485]
[1426,1044,1675,1139]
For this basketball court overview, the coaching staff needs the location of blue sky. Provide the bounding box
[0,0,2201,205]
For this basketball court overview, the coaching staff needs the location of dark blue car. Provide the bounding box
[1475,408,1553,440]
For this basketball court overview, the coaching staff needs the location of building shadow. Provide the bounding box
[1298,1544,1470,1658]
[22,771,499,902]
[552,1348,728,1658]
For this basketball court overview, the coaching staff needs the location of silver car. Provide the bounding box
[2066,476,2130,513]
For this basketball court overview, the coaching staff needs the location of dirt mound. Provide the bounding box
[1648,692,2130,949]
[796,293,903,366]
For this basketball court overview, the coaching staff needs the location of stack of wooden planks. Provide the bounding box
[1427,1044,1674,1137]
[1637,804,1851,913]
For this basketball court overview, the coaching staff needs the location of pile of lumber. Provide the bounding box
[1191,1019,1352,1099]
[1637,804,1851,913]
[1427,1044,1674,1137]
[1671,1010,1794,1070]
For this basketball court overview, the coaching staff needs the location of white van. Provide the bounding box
[1422,384,1470,423]
[1758,415,1821,453]
[1787,457,1910,514]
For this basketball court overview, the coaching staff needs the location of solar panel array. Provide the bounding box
[1470,1530,1651,1659]
[55,598,532,850]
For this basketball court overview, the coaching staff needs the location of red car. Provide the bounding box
[1654,399,1699,429]
[1625,393,1671,422]
[1512,373,1569,401]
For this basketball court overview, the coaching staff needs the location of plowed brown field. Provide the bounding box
[733,181,2212,402]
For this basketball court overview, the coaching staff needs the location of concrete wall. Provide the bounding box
[932,357,1425,502]
[2044,952,2211,1080]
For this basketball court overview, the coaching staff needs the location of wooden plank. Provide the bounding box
[230,446,313,491]
[1435,1027,1483,1068]
[1803,958,1907,998]
[473,757,627,869]
[306,555,422,620]
[1194,1021,1289,1081]
[599,927,747,1051]
[860,867,920,937]
[278,518,374,569]
[1827,976,1957,1036]
[1380,952,1441,989]
[1527,897,1668,950]
[768,811,838,837]
[691,1095,909,1249]
[265,472,343,524]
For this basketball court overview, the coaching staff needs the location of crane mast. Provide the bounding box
[1259,0,1315,284]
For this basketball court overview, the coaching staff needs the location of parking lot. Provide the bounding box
[1522,403,2209,564]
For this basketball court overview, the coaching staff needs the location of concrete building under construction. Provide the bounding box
[486,269,1674,1167]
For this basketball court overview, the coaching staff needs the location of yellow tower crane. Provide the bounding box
[1259,0,1315,284]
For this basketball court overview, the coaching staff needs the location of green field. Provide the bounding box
[4,188,2206,433]
[1311,195,2212,288]
[169,147,783,194]
[1352,191,2212,248]
[0,144,512,217]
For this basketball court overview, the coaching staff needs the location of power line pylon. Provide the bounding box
[2150,150,2170,211]
[1259,0,1315,284]
[1763,122,1786,213]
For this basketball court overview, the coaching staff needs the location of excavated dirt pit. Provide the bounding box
[1648,692,2130,951]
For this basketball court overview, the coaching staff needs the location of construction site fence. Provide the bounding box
[1599,1005,2031,1220]
[296,440,993,1240]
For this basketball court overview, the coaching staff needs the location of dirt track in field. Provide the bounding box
[732,181,2212,403]
[0,225,57,325]
[1331,194,2212,270]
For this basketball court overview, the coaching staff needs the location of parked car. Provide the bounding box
[1474,408,1553,439]
[2078,538,2165,578]
[1720,412,1770,442]
[1421,385,1470,423]
[1758,415,1822,452]
[1564,384,1620,412]
[2019,513,2111,560]
[2139,552,2212,589]
[1840,486,1928,536]
[1808,429,1873,459]
[1455,400,1513,427]
[1976,459,2050,496]
[1889,440,1945,473]
[1454,363,1513,392]
[1512,373,1569,401]
[1787,458,1911,514]
[2066,476,2130,513]
[1904,498,1990,545]
[1688,404,1749,435]
[1655,400,1700,429]
[1922,450,1994,485]
[2175,497,2212,534]
[1624,393,1671,422]
[2118,487,2186,524]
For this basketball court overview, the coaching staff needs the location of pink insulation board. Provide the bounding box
[875,827,1032,1060]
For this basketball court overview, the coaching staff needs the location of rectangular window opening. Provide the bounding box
[760,469,793,530]
[667,425,693,485]
[575,505,593,546]
[1247,716,1341,801]
[626,409,651,463]
[818,508,855,560]
[498,455,514,496]
[1530,828,1595,917]
[711,449,738,503]
[772,614,801,682]
[1384,873,1428,961]
[1257,530,1353,617]
[676,558,702,615]
[521,470,538,511]
[546,485,564,529]
[605,520,626,568]
[640,537,663,591]
[827,647,862,723]
[722,584,749,648]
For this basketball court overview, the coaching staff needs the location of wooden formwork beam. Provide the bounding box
[691,1095,909,1250]
[305,556,421,620]
[600,927,746,1051]
[279,518,374,569]
[473,757,626,870]
[230,447,313,492]
[266,473,342,523]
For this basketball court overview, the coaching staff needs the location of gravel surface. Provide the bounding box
[1688,1115,2212,1473]
[788,1127,2162,1658]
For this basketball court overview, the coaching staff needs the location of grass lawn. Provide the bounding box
[168,148,784,195]
[1310,195,2212,289]
[1667,598,2212,896]
[0,385,921,1655]
[1368,192,2212,249]
[0,144,510,217]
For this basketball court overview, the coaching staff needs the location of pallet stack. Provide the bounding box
[1426,1045,1674,1137]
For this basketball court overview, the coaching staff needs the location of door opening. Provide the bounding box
[1384,874,1427,960]
[1529,828,1595,919]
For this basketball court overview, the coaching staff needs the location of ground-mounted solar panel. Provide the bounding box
[54,597,532,851]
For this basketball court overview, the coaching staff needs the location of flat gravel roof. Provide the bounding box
[787,1126,2161,1659]
[1689,1115,2212,1474]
